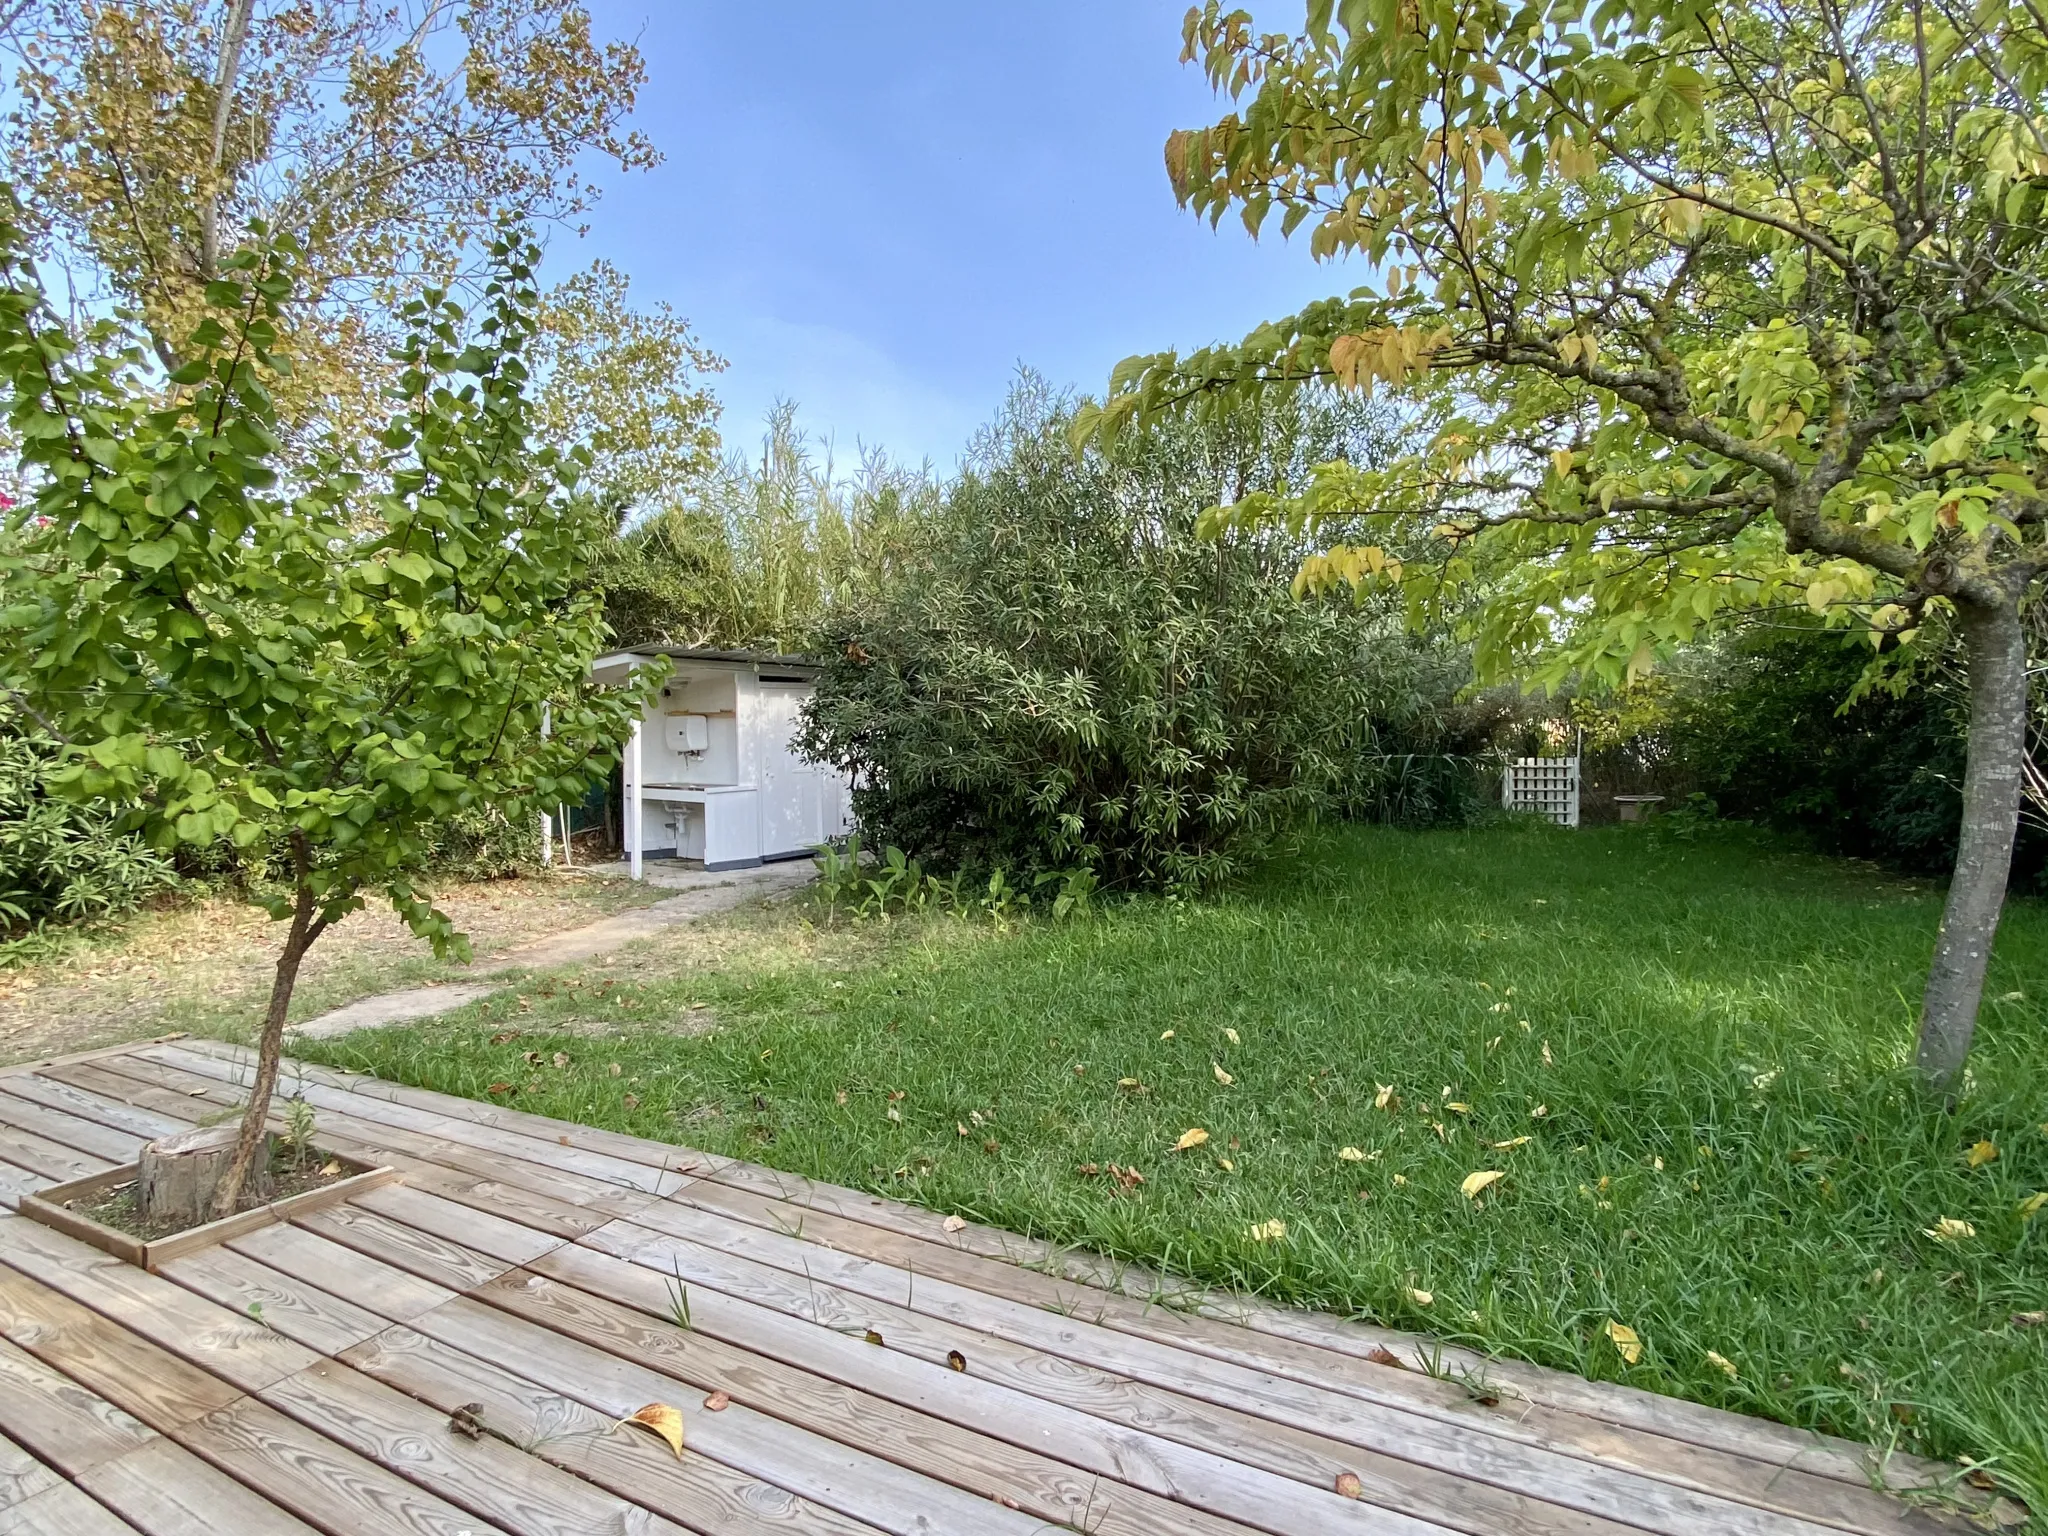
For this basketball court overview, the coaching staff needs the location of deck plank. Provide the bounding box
[0,1481,141,1535]
[338,1322,893,1535]
[0,1336,156,1478]
[76,1437,326,1536]
[175,1397,516,1536]
[260,1358,695,1536]
[653,1178,1935,1536]
[0,1218,316,1393]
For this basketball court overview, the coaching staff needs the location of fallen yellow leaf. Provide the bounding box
[942,1215,967,1233]
[1247,1218,1287,1243]
[1541,1041,1554,1066]
[1224,1027,1240,1044]
[1374,1084,1397,1110]
[1213,1063,1234,1087]
[1159,1029,1175,1040]
[1174,1127,1210,1152]
[2018,1192,2047,1221]
[1217,1157,1235,1171]
[1392,1173,1409,1186]
[620,1403,685,1458]
[1703,1350,1738,1380]
[1967,1140,1999,1168]
[1406,1286,1433,1305]
[1445,1102,1471,1114]
[1923,1216,1976,1242]
[1461,1170,1506,1199]
[1338,1146,1367,1162]
[1491,1136,1531,1149]
[1604,1320,1642,1365]
[1531,1105,1549,1118]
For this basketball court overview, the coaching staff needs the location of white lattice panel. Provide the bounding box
[1503,756,1580,827]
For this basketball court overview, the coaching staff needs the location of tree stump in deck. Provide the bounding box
[138,1124,270,1226]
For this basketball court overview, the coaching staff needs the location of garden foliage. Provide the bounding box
[0,709,176,941]
[800,380,1468,891]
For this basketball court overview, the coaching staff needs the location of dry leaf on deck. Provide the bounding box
[1967,1140,1999,1168]
[863,1329,885,1346]
[702,1391,729,1411]
[1604,1320,1643,1364]
[1364,1345,1407,1369]
[1334,1470,1364,1498]
[1175,1127,1210,1151]
[946,1350,967,1371]
[942,1215,967,1233]
[620,1403,685,1458]
[1460,1170,1505,1199]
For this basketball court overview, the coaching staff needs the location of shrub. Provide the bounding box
[1641,621,2048,888]
[0,711,177,942]
[799,379,1464,891]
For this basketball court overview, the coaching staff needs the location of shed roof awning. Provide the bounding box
[591,645,824,682]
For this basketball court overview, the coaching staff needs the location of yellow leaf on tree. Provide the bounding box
[1705,1350,1739,1380]
[1175,1127,1210,1152]
[1923,1217,1976,1242]
[1604,1320,1643,1365]
[620,1403,685,1458]
[1461,1170,1506,1199]
[1967,1139,1998,1168]
[1213,1063,1234,1087]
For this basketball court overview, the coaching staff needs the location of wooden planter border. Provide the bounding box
[19,1154,398,1271]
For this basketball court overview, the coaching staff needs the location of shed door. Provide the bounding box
[757,684,822,855]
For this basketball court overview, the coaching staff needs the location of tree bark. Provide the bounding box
[211,881,317,1217]
[139,1123,264,1226]
[198,0,257,279]
[1915,598,2030,1088]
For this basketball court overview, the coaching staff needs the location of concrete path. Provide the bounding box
[287,861,816,1040]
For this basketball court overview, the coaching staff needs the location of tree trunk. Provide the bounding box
[198,0,257,279]
[139,1122,266,1227]
[211,883,317,1218]
[1916,598,2030,1089]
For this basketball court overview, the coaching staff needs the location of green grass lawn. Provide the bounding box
[298,823,2048,1512]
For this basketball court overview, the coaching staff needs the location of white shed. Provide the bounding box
[588,647,851,879]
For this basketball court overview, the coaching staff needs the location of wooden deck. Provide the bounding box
[0,1036,1984,1536]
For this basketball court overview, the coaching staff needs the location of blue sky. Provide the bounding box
[565,2,1356,474]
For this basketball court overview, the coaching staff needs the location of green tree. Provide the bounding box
[530,258,724,519]
[0,210,655,1213]
[1085,0,2048,1085]
[3,0,658,438]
